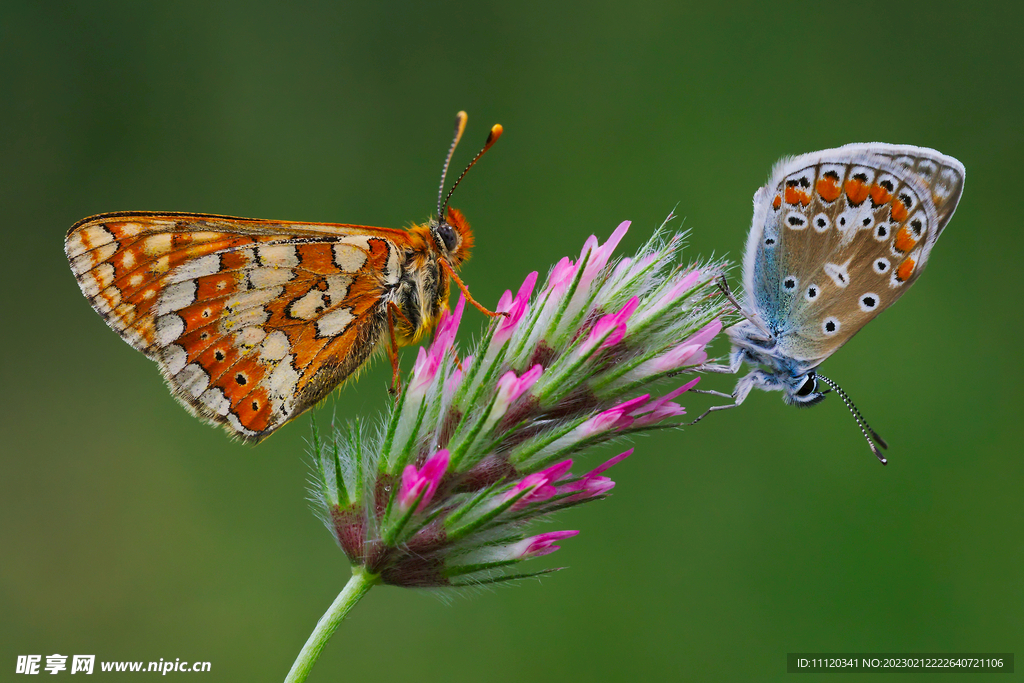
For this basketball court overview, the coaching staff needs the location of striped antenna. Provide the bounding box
[816,373,889,465]
[437,111,469,220]
[439,119,503,219]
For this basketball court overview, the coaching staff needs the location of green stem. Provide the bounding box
[284,566,378,683]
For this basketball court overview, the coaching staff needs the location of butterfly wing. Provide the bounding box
[742,144,964,367]
[66,212,410,441]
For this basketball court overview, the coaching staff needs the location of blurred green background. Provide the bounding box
[2,1,1021,680]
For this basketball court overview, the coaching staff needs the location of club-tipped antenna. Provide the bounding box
[816,373,889,465]
[437,111,469,220]
[438,116,503,220]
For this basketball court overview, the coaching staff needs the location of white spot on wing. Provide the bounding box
[142,234,173,256]
[316,307,355,337]
[338,235,371,250]
[167,254,221,284]
[823,260,851,288]
[119,249,136,270]
[257,244,299,268]
[221,306,269,331]
[81,263,116,296]
[162,344,187,375]
[71,242,117,275]
[156,314,186,346]
[333,244,368,272]
[289,290,327,320]
[384,244,400,285]
[117,222,143,238]
[235,326,267,350]
[96,285,122,314]
[259,330,290,362]
[176,363,210,398]
[77,225,116,254]
[200,387,231,415]
[156,280,198,314]
[227,286,283,313]
[249,267,294,289]
[267,354,300,400]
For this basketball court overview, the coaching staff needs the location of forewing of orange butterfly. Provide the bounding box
[66,112,503,442]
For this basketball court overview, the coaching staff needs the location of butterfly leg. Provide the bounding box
[386,303,404,396]
[440,260,509,319]
[686,369,774,426]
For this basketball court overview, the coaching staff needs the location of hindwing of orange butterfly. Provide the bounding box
[66,112,502,442]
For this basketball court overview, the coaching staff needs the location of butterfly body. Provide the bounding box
[698,144,965,460]
[66,206,475,441]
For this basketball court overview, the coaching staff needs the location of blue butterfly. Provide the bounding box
[700,144,965,463]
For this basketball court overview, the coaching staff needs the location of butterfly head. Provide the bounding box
[430,206,474,266]
[783,371,827,407]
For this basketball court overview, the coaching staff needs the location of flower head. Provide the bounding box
[311,219,730,587]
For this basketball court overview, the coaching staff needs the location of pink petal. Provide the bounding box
[398,449,450,513]
[588,447,633,478]
[520,530,580,558]
[682,318,723,350]
[546,256,578,296]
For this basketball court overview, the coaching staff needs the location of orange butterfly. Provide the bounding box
[66,111,502,442]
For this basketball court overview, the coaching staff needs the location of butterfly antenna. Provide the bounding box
[437,111,469,221]
[816,374,889,465]
[439,119,503,219]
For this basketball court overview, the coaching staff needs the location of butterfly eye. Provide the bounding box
[435,223,458,251]
[795,375,817,397]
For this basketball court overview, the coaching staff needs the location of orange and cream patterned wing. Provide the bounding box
[66,212,408,441]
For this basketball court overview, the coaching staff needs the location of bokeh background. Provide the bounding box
[2,2,1021,680]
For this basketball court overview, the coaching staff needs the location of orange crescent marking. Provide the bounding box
[891,201,909,222]
[845,178,869,205]
[785,186,811,206]
[869,184,892,206]
[896,258,915,282]
[893,226,918,253]
[816,176,842,202]
[772,195,782,210]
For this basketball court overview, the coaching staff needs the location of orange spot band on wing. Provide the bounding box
[785,187,811,206]
[869,184,892,207]
[772,195,782,210]
[896,258,915,282]
[845,178,869,205]
[817,176,842,202]
[891,201,909,222]
[893,226,918,253]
